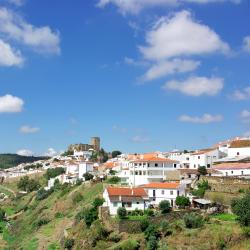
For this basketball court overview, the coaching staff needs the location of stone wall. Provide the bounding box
[201,176,250,193]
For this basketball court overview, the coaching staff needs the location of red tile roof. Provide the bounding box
[213,163,250,170]
[229,140,250,148]
[191,148,215,155]
[141,182,180,189]
[107,187,147,197]
[132,157,178,163]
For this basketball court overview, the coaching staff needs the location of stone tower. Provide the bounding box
[90,137,100,151]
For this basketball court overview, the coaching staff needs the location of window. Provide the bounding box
[186,157,189,161]
[174,164,177,168]
[161,190,165,195]
[198,156,200,159]
[155,163,158,167]
[136,202,140,204]
[226,172,228,176]
[237,152,240,156]
[231,171,233,174]
[170,191,173,195]
[135,163,137,166]
[188,174,191,178]
[241,171,244,175]
[207,164,211,168]
[113,202,118,207]
[153,190,156,197]
[194,164,196,168]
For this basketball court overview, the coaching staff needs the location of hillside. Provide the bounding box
[1,177,250,250]
[0,154,49,169]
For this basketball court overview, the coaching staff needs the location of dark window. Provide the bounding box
[153,190,156,197]
[155,163,158,167]
[237,152,240,156]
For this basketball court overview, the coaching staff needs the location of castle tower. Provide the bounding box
[90,137,100,151]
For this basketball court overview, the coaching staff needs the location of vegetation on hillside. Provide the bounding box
[0,154,48,169]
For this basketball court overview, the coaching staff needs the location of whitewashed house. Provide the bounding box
[141,182,185,207]
[228,140,250,158]
[128,157,179,186]
[103,187,149,215]
[212,162,250,176]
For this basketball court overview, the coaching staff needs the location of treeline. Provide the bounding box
[0,154,49,169]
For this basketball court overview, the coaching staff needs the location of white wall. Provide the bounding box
[216,168,250,176]
[228,147,250,158]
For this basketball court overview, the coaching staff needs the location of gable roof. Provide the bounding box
[229,140,250,148]
[106,187,148,197]
[141,182,180,189]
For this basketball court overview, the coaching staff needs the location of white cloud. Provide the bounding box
[124,57,148,66]
[243,131,250,137]
[139,11,230,60]
[113,125,127,133]
[231,87,250,101]
[0,39,23,66]
[44,148,58,157]
[131,135,149,143]
[97,0,240,14]
[243,36,250,52]
[17,149,33,156]
[0,7,60,54]
[7,0,25,6]
[141,58,200,81]
[179,113,223,123]
[163,76,224,96]
[0,94,24,113]
[240,109,250,123]
[19,125,40,134]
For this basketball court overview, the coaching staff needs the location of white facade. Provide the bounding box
[216,168,250,176]
[128,158,178,186]
[228,147,250,158]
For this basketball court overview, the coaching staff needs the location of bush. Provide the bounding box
[64,239,74,250]
[140,218,150,232]
[108,232,121,243]
[76,178,83,186]
[159,200,171,214]
[83,172,94,181]
[107,176,121,184]
[160,220,172,236]
[90,220,110,247]
[176,196,190,208]
[44,167,65,180]
[0,208,6,222]
[76,207,98,227]
[17,176,40,192]
[231,192,250,227]
[131,208,144,216]
[33,218,50,229]
[117,207,127,219]
[144,209,154,217]
[183,213,204,229]
[120,239,139,250]
[55,212,64,218]
[147,235,158,250]
[198,166,207,176]
[144,225,160,241]
[36,188,54,201]
[72,192,84,204]
[92,197,105,208]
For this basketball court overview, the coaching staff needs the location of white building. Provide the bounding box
[141,182,185,207]
[103,187,149,215]
[128,157,179,186]
[213,162,250,176]
[228,140,250,158]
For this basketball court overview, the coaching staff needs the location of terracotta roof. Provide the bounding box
[141,182,180,189]
[132,157,178,163]
[213,162,250,170]
[229,140,250,148]
[191,148,215,155]
[107,187,147,197]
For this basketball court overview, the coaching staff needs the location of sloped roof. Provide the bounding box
[141,182,180,189]
[229,140,250,148]
[132,157,178,163]
[213,162,250,170]
[191,148,216,155]
[107,187,147,197]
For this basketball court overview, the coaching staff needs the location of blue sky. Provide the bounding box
[0,0,250,156]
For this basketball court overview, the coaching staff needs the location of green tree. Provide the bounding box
[83,172,94,181]
[231,192,250,227]
[112,150,122,158]
[117,207,127,219]
[198,166,207,176]
[183,213,204,229]
[92,197,105,209]
[44,167,65,180]
[17,176,40,192]
[159,200,171,214]
[176,196,190,208]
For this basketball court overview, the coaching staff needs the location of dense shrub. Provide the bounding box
[76,207,98,227]
[140,218,150,232]
[108,232,121,243]
[64,239,74,250]
[44,167,65,180]
[0,208,6,222]
[159,200,171,214]
[117,207,127,219]
[17,176,40,192]
[198,166,207,176]
[92,197,105,208]
[192,180,211,198]
[83,172,94,181]
[107,176,121,184]
[130,208,144,216]
[89,220,110,247]
[231,192,250,227]
[75,178,83,186]
[144,209,154,217]
[120,239,139,250]
[176,196,190,208]
[147,235,158,250]
[33,218,50,229]
[183,213,204,229]
[160,220,172,236]
[36,188,54,201]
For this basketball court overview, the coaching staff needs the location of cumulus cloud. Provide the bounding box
[0,7,60,54]
[19,125,40,134]
[243,36,250,52]
[163,76,224,96]
[0,94,24,113]
[141,59,200,81]
[240,109,250,123]
[179,113,223,123]
[44,148,58,157]
[0,39,24,66]
[97,0,241,14]
[7,0,25,6]
[231,87,250,101]
[139,11,229,61]
[17,149,33,156]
